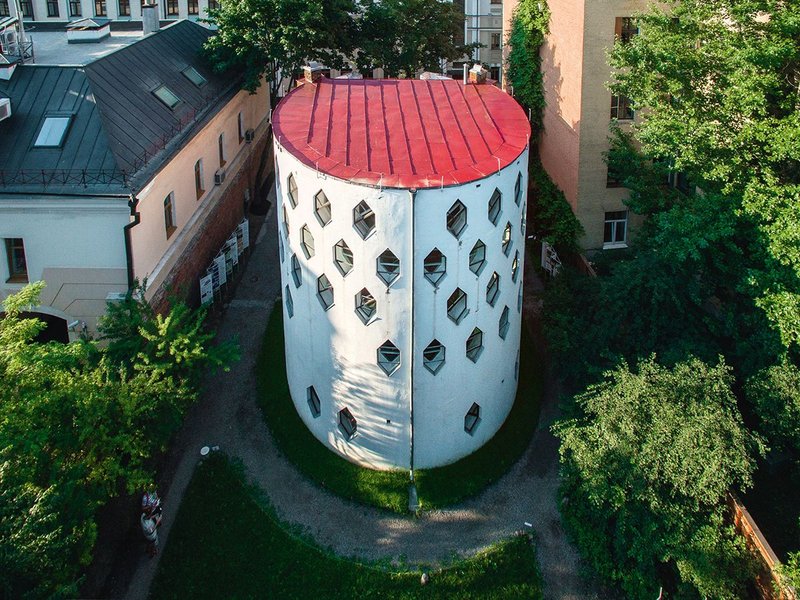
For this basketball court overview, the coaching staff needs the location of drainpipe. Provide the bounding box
[123,193,141,290]
[409,188,417,479]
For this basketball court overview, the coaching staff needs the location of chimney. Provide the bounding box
[142,2,159,35]
[469,63,488,85]
[303,61,325,84]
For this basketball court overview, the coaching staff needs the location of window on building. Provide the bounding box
[606,163,622,188]
[187,0,198,14]
[469,240,486,275]
[218,133,226,168]
[194,159,204,199]
[118,0,130,16]
[333,239,353,276]
[0,1,10,17]
[488,188,501,225]
[515,172,523,205]
[46,0,59,17]
[520,205,527,235]
[282,205,290,236]
[499,306,510,339]
[611,95,635,120]
[339,407,357,439]
[154,85,180,109]
[207,0,218,10]
[615,17,638,43]
[604,211,628,247]
[94,0,105,15]
[163,193,176,238]
[307,386,321,417]
[466,327,483,362]
[447,288,468,324]
[446,200,467,238]
[353,200,376,238]
[33,116,72,148]
[512,250,520,283]
[237,112,244,143]
[286,174,298,208]
[19,0,32,17]
[182,66,207,87]
[464,403,481,434]
[290,254,302,287]
[490,32,501,49]
[68,0,80,16]
[300,225,315,258]
[355,288,376,323]
[502,221,512,256]
[314,190,331,225]
[486,272,500,306]
[423,248,446,286]
[165,0,178,16]
[284,285,294,318]
[377,340,401,375]
[376,248,399,286]
[317,274,334,309]
[423,339,445,375]
[5,238,28,283]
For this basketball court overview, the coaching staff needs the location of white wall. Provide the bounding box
[412,150,528,468]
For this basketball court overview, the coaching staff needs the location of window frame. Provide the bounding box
[286,174,298,208]
[316,273,334,310]
[163,192,177,239]
[68,0,80,16]
[284,285,294,318]
[499,306,510,339]
[423,248,446,286]
[237,112,244,143]
[486,272,500,306]
[423,339,446,375]
[194,159,205,199]
[464,403,481,434]
[465,327,483,362]
[502,221,513,256]
[488,188,502,225]
[377,340,401,375]
[355,287,377,324]
[314,189,331,226]
[333,239,354,276]
[610,94,635,121]
[94,0,105,16]
[307,386,321,417]
[446,200,467,239]
[33,115,72,148]
[187,0,198,14]
[217,132,226,168]
[300,224,315,259]
[339,407,357,439]
[290,254,302,287]
[514,172,523,206]
[46,0,59,17]
[4,238,28,283]
[469,240,486,275]
[0,0,10,17]
[353,200,376,239]
[511,250,520,283]
[165,0,178,16]
[447,288,468,325]
[603,210,628,248]
[376,248,400,286]
[153,85,180,110]
[117,0,130,16]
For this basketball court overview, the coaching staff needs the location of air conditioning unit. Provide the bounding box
[214,168,226,185]
[0,98,11,122]
[244,128,255,143]
[3,30,17,47]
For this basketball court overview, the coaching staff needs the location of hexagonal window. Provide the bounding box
[423,248,446,286]
[307,385,321,417]
[291,254,302,287]
[282,205,290,236]
[446,200,467,239]
[464,402,481,434]
[284,285,294,318]
[377,340,401,375]
[423,339,445,375]
[512,250,520,283]
[317,274,334,310]
[486,272,500,306]
[466,327,483,362]
[499,306,510,339]
[333,239,354,276]
[315,190,331,226]
[469,240,486,275]
[339,407,357,439]
[502,221,513,256]
[488,188,501,225]
[287,173,298,208]
[377,248,400,286]
[447,288,468,324]
[355,288,376,323]
[515,172,523,206]
[353,200,376,239]
[300,224,315,259]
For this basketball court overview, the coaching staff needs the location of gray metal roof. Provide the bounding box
[0,20,240,196]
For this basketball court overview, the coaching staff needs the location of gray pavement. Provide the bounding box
[24,29,142,66]
[122,199,600,600]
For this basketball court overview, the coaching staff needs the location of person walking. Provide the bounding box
[140,491,163,557]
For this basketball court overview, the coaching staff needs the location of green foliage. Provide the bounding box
[780,551,800,592]
[505,0,549,132]
[151,453,544,599]
[353,0,476,78]
[0,283,235,598]
[553,357,763,598]
[747,360,800,456]
[529,159,583,252]
[257,303,542,513]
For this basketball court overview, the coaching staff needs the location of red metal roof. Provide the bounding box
[272,78,531,189]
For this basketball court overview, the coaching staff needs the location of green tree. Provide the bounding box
[529,159,584,252]
[352,0,474,78]
[747,360,800,456]
[505,0,549,132]
[553,356,763,598]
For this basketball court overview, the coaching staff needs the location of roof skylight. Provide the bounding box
[153,85,180,109]
[181,66,207,88]
[33,116,72,148]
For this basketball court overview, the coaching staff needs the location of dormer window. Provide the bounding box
[181,66,207,87]
[33,116,72,148]
[153,85,180,109]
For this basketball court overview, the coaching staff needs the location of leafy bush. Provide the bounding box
[505,0,549,133]
[528,159,584,252]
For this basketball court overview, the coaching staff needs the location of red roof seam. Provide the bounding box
[378,84,393,176]
[409,81,436,178]
[306,83,321,145]
[325,83,335,162]
[466,83,507,145]
[423,81,457,174]
[455,83,494,159]
[438,80,478,165]
[345,82,352,166]
[362,82,371,172]
[393,82,417,176]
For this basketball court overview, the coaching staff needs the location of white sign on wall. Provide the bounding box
[200,273,214,305]
[215,253,227,286]
[238,218,250,250]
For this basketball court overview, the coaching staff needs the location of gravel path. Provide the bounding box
[122,199,601,600]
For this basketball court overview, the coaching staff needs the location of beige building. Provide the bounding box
[462,0,505,81]
[504,0,646,252]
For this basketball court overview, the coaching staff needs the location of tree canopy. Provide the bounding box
[505,0,549,133]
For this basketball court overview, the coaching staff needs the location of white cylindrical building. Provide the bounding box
[272,77,530,470]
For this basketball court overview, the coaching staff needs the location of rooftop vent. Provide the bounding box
[303,61,325,84]
[469,63,488,85]
[142,2,160,35]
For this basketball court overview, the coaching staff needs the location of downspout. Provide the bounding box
[409,188,417,480]
[123,193,141,290]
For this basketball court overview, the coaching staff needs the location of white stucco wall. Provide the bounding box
[275,136,529,470]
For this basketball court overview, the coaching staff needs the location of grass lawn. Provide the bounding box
[150,454,543,599]
[257,305,542,514]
